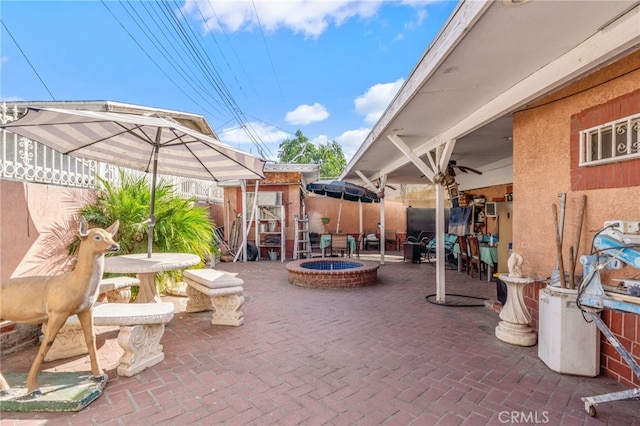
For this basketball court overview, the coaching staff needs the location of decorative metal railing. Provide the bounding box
[0,103,224,202]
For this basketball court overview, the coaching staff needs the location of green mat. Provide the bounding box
[0,371,107,412]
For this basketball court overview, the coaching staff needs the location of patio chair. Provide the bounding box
[384,230,397,251]
[467,236,485,280]
[309,232,321,257]
[406,231,427,244]
[364,230,380,251]
[425,234,457,266]
[331,233,349,257]
[355,232,364,258]
[457,235,470,274]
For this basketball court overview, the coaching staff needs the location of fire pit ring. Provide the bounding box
[286,259,379,288]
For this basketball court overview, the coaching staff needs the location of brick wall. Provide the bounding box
[570,89,640,191]
[523,281,546,333]
[600,310,640,387]
[568,89,640,387]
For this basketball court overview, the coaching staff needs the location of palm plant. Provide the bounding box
[70,170,215,295]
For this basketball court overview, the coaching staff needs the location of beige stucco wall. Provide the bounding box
[513,50,640,281]
[0,180,90,281]
[304,196,406,236]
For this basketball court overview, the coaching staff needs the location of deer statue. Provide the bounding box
[0,217,120,396]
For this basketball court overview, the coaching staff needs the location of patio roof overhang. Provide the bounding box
[341,0,640,192]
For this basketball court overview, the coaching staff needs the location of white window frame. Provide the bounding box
[579,112,640,166]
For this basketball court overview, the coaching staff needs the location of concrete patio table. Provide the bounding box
[104,253,200,303]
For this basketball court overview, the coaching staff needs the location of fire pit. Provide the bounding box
[286,259,379,288]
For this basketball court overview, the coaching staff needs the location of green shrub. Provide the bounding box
[70,170,216,295]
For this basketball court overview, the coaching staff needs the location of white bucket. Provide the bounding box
[268,250,278,261]
[268,221,277,232]
[538,286,600,376]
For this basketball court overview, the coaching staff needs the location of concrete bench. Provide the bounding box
[183,269,245,326]
[99,276,140,303]
[45,302,174,377]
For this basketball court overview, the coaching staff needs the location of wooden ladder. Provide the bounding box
[293,215,312,259]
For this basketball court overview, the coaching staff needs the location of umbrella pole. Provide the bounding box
[147,140,160,258]
[337,198,343,234]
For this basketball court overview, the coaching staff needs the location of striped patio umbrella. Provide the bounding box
[2,106,266,257]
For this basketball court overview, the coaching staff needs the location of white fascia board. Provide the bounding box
[373,4,640,182]
[342,0,491,177]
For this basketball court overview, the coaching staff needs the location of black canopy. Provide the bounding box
[306,181,380,203]
[306,181,380,233]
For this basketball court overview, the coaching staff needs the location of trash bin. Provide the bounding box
[496,278,507,305]
[538,285,600,376]
[246,241,258,261]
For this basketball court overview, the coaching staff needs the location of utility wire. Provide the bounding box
[167,0,273,158]
[119,0,226,116]
[100,0,217,119]
[135,0,225,112]
[0,19,55,100]
[194,1,262,115]
[251,1,284,102]
[120,0,273,158]
[194,1,283,159]
[249,116,297,137]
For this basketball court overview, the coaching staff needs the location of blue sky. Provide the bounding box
[1,0,457,162]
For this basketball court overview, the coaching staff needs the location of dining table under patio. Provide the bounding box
[452,240,498,281]
[320,234,357,257]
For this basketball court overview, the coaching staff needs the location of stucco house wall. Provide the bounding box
[304,196,406,237]
[513,50,640,387]
[0,180,91,281]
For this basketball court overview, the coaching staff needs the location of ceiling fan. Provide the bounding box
[433,160,482,187]
[446,160,482,176]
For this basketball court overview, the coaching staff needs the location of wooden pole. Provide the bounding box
[570,195,587,286]
[552,203,566,288]
[568,246,575,289]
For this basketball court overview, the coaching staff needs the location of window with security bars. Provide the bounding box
[579,112,640,166]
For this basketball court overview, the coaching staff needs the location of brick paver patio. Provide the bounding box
[1,253,638,425]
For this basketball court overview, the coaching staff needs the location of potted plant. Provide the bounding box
[321,217,331,233]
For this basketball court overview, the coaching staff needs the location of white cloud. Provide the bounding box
[0,96,25,102]
[354,78,404,124]
[217,120,290,161]
[307,128,368,162]
[182,0,383,39]
[285,103,329,125]
[310,134,329,145]
[335,127,371,160]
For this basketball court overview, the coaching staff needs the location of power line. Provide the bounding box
[167,0,274,158]
[0,19,55,100]
[135,1,225,112]
[251,1,284,102]
[193,1,285,159]
[107,0,273,158]
[100,0,218,118]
